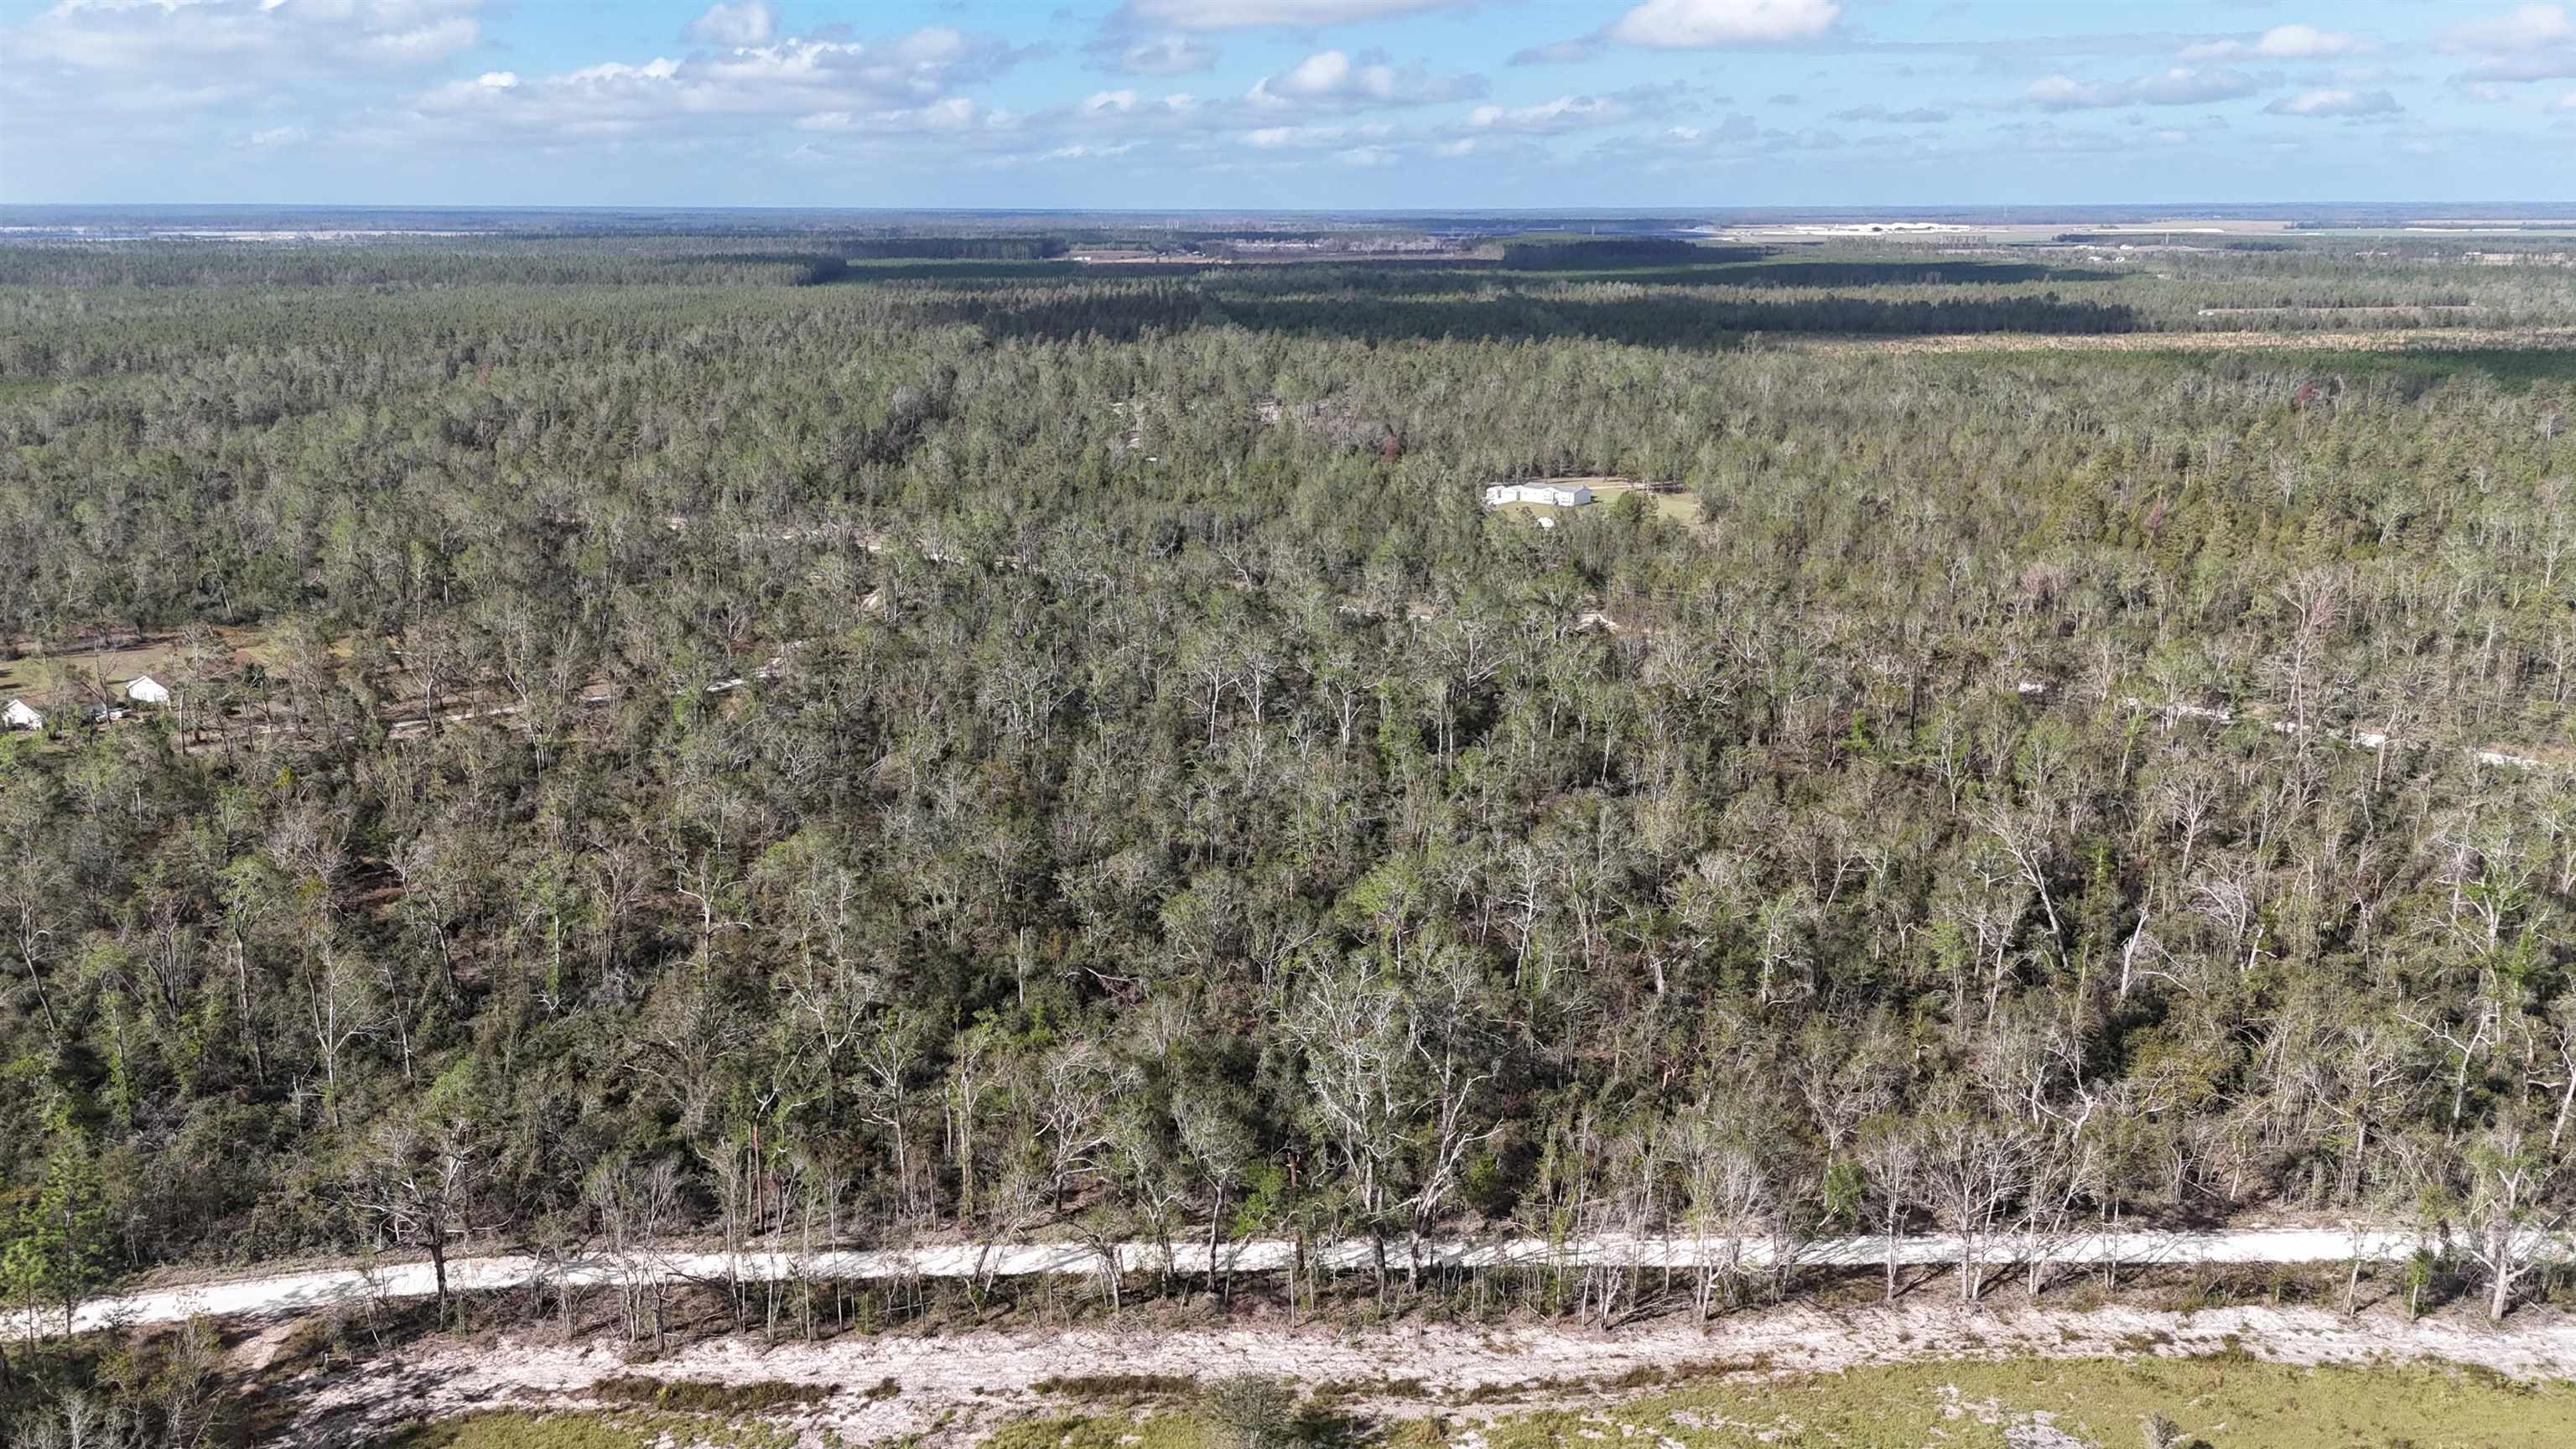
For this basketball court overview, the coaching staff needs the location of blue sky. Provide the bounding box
[7,1,2576,208]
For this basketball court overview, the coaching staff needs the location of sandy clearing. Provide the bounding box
[278,1298,2576,1448]
[1791,325,2576,355]
[2194,305,2485,318]
[39,1225,2566,1337]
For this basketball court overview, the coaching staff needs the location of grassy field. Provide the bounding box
[386,1411,799,1449]
[1466,1356,2576,1449]
[0,640,173,702]
[371,1355,2576,1449]
[1486,478,1706,533]
[0,625,285,715]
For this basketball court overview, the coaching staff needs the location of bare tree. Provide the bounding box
[1175,1088,1257,1302]
[1917,1106,2032,1302]
[2460,1122,2561,1319]
[351,1110,476,1323]
[1858,1121,1921,1304]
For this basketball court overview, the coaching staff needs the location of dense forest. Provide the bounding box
[3,234,2575,1394]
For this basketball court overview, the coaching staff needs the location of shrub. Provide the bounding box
[1202,1374,1301,1449]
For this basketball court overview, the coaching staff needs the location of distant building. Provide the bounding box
[1483,481,1596,509]
[126,674,170,704]
[3,699,41,730]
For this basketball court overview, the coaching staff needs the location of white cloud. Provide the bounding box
[685,0,774,49]
[240,124,307,148]
[1980,117,2226,156]
[2023,67,2267,111]
[1115,0,1467,31]
[1654,116,1767,148]
[1604,0,1841,49]
[1247,49,1483,108]
[1639,114,1842,160]
[2264,88,2402,117]
[1465,90,1670,134]
[1239,121,1392,149]
[15,0,484,76]
[1508,38,1602,66]
[1470,96,1610,132]
[362,16,476,64]
[795,97,1014,134]
[405,27,1031,145]
[7,0,485,145]
[1036,142,1139,162]
[2448,4,2576,50]
[2182,24,2369,61]
[1831,103,1950,123]
[2443,5,2576,83]
[1091,33,1218,76]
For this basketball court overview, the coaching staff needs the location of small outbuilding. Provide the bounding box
[126,674,171,705]
[3,699,41,731]
[1483,481,1596,509]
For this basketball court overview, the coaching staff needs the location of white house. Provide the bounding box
[3,699,41,730]
[1483,481,1596,509]
[125,674,171,705]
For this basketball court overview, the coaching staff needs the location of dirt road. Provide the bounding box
[48,1225,2561,1335]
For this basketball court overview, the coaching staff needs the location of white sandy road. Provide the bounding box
[39,1226,2565,1336]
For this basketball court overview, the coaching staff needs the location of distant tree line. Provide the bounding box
[844,238,1071,261]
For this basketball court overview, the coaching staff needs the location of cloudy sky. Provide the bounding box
[7,0,2576,208]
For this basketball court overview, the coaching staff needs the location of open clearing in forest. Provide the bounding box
[0,625,272,708]
[1794,324,2576,356]
[1,635,179,701]
[1486,478,1703,532]
[2194,304,2485,319]
[283,1301,2576,1448]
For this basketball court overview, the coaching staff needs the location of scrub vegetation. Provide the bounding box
[3,226,2575,1441]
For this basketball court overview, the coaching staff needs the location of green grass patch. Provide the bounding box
[968,1358,2576,1449]
[363,1357,2576,1449]
[1309,1376,1431,1405]
[1030,1373,1202,1402]
[1473,1357,2576,1449]
[385,1407,803,1449]
[587,1374,832,1413]
[981,1412,1208,1449]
